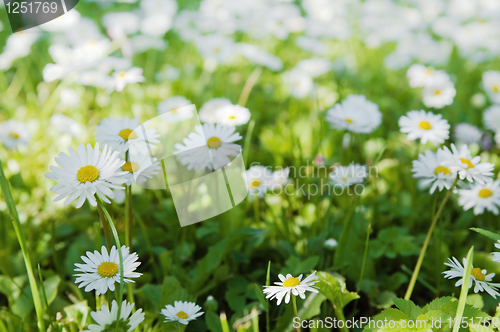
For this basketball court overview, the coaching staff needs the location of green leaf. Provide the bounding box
[63,301,90,330]
[470,228,500,241]
[316,271,359,309]
[41,275,60,306]
[299,292,327,320]
[469,324,495,332]
[205,311,223,332]
[159,276,188,310]
[392,298,422,320]
[453,246,474,332]
[466,294,484,310]
[253,284,269,312]
[421,296,453,313]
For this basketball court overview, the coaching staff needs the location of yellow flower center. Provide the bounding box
[118,129,137,141]
[171,108,178,114]
[434,166,451,175]
[228,116,236,119]
[8,132,19,139]
[434,90,441,95]
[122,162,139,173]
[119,71,126,78]
[344,118,353,123]
[471,267,485,282]
[425,68,433,75]
[97,261,119,278]
[250,179,261,188]
[283,277,300,287]
[176,311,188,319]
[460,158,474,169]
[419,121,432,130]
[77,165,99,183]
[207,137,221,149]
[478,189,493,198]
[493,85,499,93]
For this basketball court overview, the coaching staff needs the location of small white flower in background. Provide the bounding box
[407,64,445,88]
[282,68,313,99]
[491,241,500,263]
[483,105,500,132]
[45,143,128,208]
[161,301,204,325]
[157,96,192,118]
[458,180,500,215]
[84,299,145,332]
[324,238,338,250]
[216,105,251,126]
[174,123,242,171]
[296,58,331,78]
[50,114,83,138]
[269,167,291,190]
[59,88,80,108]
[471,93,487,108]
[263,271,319,305]
[443,144,494,185]
[110,67,145,92]
[412,148,456,194]
[96,117,160,155]
[74,245,142,295]
[245,166,273,196]
[199,98,233,123]
[443,257,500,298]
[195,34,237,64]
[329,164,367,188]
[120,154,161,186]
[453,123,482,145]
[0,120,31,149]
[422,73,456,108]
[399,110,450,145]
[325,95,382,134]
[482,70,500,104]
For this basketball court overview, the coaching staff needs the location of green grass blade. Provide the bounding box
[453,246,474,332]
[0,157,46,332]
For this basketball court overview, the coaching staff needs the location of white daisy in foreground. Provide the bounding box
[482,70,500,104]
[121,154,162,186]
[453,123,482,145]
[245,165,273,196]
[84,300,145,332]
[161,301,204,325]
[422,73,456,109]
[263,271,319,305]
[157,96,193,122]
[443,144,494,185]
[398,110,450,145]
[45,143,128,208]
[96,117,160,155]
[458,181,500,215]
[74,245,142,295]
[491,241,500,263]
[443,257,500,298]
[483,105,500,132]
[0,120,31,149]
[110,67,145,92]
[329,164,367,188]
[325,95,382,134]
[412,148,456,194]
[199,98,233,123]
[216,105,251,126]
[174,123,242,171]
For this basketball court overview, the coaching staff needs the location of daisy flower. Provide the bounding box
[406,64,444,88]
[491,241,500,263]
[398,110,450,145]
[453,123,482,145]
[443,144,494,184]
[458,180,500,215]
[482,70,500,104]
[263,271,319,305]
[483,105,500,132]
[412,148,456,194]
[84,300,145,332]
[174,123,242,171]
[282,69,313,99]
[443,257,500,298]
[45,143,128,208]
[422,73,456,109]
[95,117,160,155]
[121,154,162,186]
[74,245,142,295]
[269,167,291,190]
[157,96,193,122]
[325,95,382,134]
[110,67,145,92]
[199,98,233,123]
[0,120,31,149]
[245,165,273,196]
[161,301,204,325]
[329,164,367,188]
[215,105,251,126]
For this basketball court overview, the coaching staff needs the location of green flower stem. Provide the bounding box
[332,303,349,332]
[292,295,300,332]
[404,176,459,300]
[96,199,125,332]
[357,223,371,292]
[0,157,46,332]
[97,203,112,249]
[238,67,262,107]
[453,246,474,332]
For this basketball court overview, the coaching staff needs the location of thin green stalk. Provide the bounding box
[125,185,133,248]
[404,176,459,300]
[292,296,300,332]
[97,204,112,249]
[357,223,371,292]
[253,195,260,223]
[38,265,54,329]
[266,261,271,332]
[0,157,46,332]
[220,312,230,332]
[334,195,360,270]
[0,318,8,332]
[243,120,255,167]
[238,67,263,107]
[333,303,349,332]
[96,199,125,332]
[453,247,474,332]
